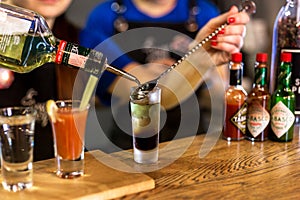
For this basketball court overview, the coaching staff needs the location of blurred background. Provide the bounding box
[66,0,284,88]
[66,0,282,37]
[64,0,285,151]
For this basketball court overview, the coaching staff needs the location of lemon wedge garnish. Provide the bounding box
[46,100,58,123]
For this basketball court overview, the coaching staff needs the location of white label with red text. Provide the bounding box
[247,102,270,137]
[271,101,295,138]
[68,53,87,68]
[0,14,31,34]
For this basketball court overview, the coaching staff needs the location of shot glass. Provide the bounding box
[130,86,161,164]
[0,106,36,192]
[50,100,89,179]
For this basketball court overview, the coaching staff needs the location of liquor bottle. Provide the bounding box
[269,52,295,142]
[245,53,271,142]
[0,3,144,86]
[0,3,106,76]
[223,52,247,141]
[270,0,300,120]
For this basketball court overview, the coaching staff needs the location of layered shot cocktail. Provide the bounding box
[130,87,161,164]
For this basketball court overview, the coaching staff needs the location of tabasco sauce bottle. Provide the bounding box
[223,52,247,141]
[269,52,295,142]
[245,53,271,142]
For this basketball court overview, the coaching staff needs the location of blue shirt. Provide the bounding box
[80,0,219,105]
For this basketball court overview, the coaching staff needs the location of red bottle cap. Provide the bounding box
[256,53,268,62]
[231,52,242,62]
[281,52,292,62]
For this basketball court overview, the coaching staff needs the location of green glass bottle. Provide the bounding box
[269,52,295,142]
[246,53,271,142]
[0,3,142,85]
[0,3,105,76]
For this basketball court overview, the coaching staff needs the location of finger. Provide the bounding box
[222,25,247,37]
[211,35,244,53]
[216,34,244,46]
[227,11,250,25]
[214,43,241,54]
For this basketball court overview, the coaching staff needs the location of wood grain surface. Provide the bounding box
[2,128,300,199]
[111,127,300,199]
[0,150,154,200]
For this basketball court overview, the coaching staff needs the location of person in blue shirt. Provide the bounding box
[81,0,220,102]
[80,0,250,150]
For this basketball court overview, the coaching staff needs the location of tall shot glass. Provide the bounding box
[130,86,161,164]
[49,100,89,179]
[0,106,36,192]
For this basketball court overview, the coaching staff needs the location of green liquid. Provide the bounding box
[0,33,55,73]
[80,75,98,110]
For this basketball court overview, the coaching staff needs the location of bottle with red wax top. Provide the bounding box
[223,53,247,141]
[269,52,295,142]
[245,53,271,142]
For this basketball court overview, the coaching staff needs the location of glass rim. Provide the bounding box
[0,106,36,117]
[55,100,90,111]
[130,86,161,100]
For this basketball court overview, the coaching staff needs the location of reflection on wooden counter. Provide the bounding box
[112,128,300,199]
[0,150,155,200]
[2,128,300,199]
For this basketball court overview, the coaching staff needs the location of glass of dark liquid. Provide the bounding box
[0,106,36,192]
[130,86,161,164]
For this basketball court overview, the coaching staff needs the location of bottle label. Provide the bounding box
[230,102,247,134]
[56,40,87,68]
[0,34,24,61]
[247,102,270,137]
[0,10,7,22]
[0,15,31,60]
[0,14,31,34]
[271,101,295,138]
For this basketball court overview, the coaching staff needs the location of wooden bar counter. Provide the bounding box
[112,128,300,199]
[1,128,300,199]
[0,150,155,200]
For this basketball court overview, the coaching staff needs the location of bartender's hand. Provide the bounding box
[192,6,250,66]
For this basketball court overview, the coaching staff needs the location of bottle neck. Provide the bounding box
[54,40,104,76]
[229,68,243,86]
[253,63,267,87]
[277,61,292,89]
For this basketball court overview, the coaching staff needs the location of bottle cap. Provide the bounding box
[231,52,242,62]
[281,52,292,62]
[256,53,268,62]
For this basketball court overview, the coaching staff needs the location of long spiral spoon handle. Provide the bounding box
[159,0,256,79]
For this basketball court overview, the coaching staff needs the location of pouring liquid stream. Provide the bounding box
[79,64,142,109]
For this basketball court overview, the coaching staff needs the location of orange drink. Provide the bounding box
[53,106,88,160]
[47,100,89,179]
